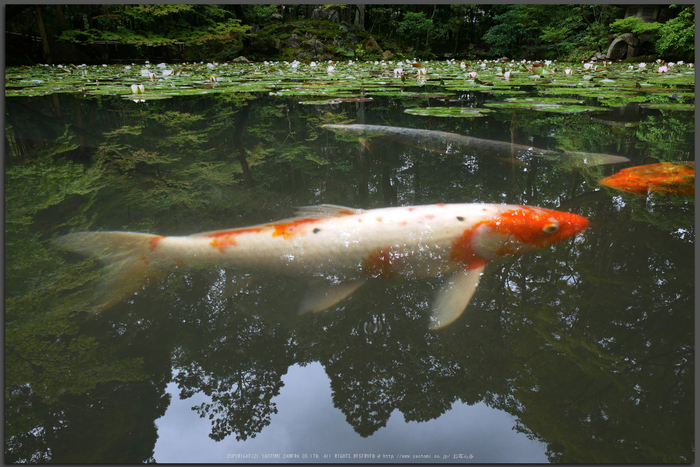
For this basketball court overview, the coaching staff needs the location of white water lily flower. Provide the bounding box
[162,70,173,76]
[638,62,646,68]
[545,60,552,66]
[658,65,668,73]
[417,68,427,76]
[628,65,634,70]
[393,68,403,77]
[583,63,593,70]
[677,61,684,65]
[145,61,150,64]
[667,62,675,68]
[565,68,572,75]
[327,65,335,73]
[157,63,167,68]
[207,63,215,69]
[689,63,694,68]
[504,71,511,80]
[310,61,316,67]
[124,65,131,70]
[140,69,150,76]
[102,64,108,67]
[149,72,157,81]
[469,71,477,79]
[656,59,662,63]
[210,76,217,82]
[460,62,466,69]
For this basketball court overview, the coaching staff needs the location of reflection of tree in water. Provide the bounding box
[170,269,297,442]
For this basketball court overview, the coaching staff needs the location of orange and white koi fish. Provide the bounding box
[53,203,588,329]
[599,162,695,195]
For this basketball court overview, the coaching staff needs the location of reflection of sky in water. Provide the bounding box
[154,362,549,463]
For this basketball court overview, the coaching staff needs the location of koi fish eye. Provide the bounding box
[542,223,559,234]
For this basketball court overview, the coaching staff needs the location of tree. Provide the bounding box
[654,4,695,56]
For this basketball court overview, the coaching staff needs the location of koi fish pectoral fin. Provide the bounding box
[428,265,486,330]
[298,278,367,315]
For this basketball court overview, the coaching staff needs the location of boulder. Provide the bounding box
[303,39,325,53]
[285,34,302,49]
[382,50,393,60]
[363,36,381,52]
[232,56,250,63]
[311,6,340,22]
[607,37,630,60]
[251,36,281,55]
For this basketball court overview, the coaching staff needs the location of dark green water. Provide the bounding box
[5,90,694,463]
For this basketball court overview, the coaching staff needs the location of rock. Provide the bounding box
[285,34,302,49]
[251,36,281,55]
[363,36,381,52]
[382,50,393,60]
[232,56,250,63]
[311,6,340,22]
[621,32,638,47]
[607,37,630,60]
[303,39,325,53]
[347,33,359,45]
[270,12,283,22]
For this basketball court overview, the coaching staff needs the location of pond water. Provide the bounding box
[5,70,695,463]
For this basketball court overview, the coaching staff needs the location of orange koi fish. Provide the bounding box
[54,203,588,329]
[599,162,695,195]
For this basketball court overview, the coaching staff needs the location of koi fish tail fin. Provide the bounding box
[53,232,168,313]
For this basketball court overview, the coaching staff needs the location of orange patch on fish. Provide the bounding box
[149,236,165,251]
[271,218,321,239]
[600,162,695,195]
[363,247,402,279]
[450,227,488,269]
[209,228,264,252]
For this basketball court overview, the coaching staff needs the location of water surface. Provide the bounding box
[5,86,694,463]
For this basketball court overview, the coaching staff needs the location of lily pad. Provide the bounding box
[638,103,695,111]
[404,107,495,117]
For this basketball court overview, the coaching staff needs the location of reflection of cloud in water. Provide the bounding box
[154,363,548,463]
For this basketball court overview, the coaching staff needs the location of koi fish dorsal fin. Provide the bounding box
[190,205,363,238]
[293,204,364,218]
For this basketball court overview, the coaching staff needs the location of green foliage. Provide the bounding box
[610,16,662,35]
[242,4,277,24]
[395,11,433,49]
[655,5,695,56]
[482,6,527,58]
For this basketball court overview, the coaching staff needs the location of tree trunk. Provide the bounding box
[354,5,365,31]
[232,4,247,25]
[233,104,255,188]
[55,5,67,29]
[426,4,437,47]
[453,25,460,54]
[34,6,52,64]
